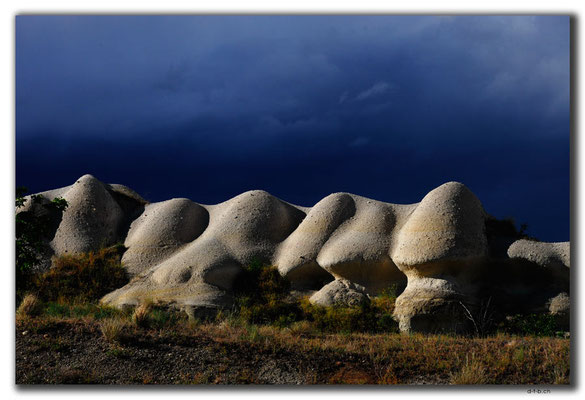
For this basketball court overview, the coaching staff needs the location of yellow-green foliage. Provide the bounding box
[42,302,123,319]
[231,260,399,333]
[33,245,128,303]
[371,285,398,313]
[233,259,290,302]
[238,294,302,327]
[300,298,398,334]
[233,260,301,326]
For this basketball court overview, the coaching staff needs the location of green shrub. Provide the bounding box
[230,260,400,333]
[42,302,123,319]
[377,313,398,332]
[15,188,68,300]
[32,245,128,303]
[239,298,302,326]
[484,216,538,241]
[148,307,187,329]
[372,285,398,313]
[233,259,290,302]
[131,301,187,330]
[243,324,262,342]
[500,313,559,337]
[300,298,398,334]
[233,260,301,326]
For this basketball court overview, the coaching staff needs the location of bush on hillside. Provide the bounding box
[16,187,68,299]
[32,245,128,303]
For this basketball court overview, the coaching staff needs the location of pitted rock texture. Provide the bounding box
[274,193,412,292]
[390,182,490,333]
[19,175,570,333]
[508,240,570,269]
[18,174,146,261]
[548,292,570,330]
[391,182,488,267]
[506,240,570,304]
[309,279,370,307]
[122,198,209,277]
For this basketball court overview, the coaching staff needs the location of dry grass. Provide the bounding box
[188,322,569,384]
[553,366,570,385]
[16,293,570,385]
[132,301,153,328]
[17,309,570,385]
[286,320,313,336]
[33,246,128,303]
[17,294,42,318]
[450,354,488,384]
[100,318,126,344]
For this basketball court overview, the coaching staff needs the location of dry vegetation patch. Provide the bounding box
[16,312,569,385]
[32,245,128,303]
[15,254,570,385]
[17,294,42,317]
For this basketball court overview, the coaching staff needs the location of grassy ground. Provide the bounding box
[16,301,570,385]
[15,251,570,385]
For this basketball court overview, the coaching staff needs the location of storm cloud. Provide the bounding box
[16,15,570,241]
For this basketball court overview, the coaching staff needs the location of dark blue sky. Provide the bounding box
[15,15,570,241]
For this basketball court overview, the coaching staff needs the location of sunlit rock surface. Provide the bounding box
[19,175,570,333]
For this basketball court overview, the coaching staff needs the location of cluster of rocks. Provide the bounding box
[18,174,570,333]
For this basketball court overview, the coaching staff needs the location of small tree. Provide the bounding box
[15,187,68,298]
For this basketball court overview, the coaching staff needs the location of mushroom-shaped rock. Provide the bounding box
[274,193,355,287]
[25,175,569,333]
[393,276,473,333]
[392,182,487,268]
[122,198,209,276]
[51,174,124,255]
[391,182,488,333]
[315,195,411,293]
[309,279,370,307]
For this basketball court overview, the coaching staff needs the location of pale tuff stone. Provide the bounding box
[23,175,569,333]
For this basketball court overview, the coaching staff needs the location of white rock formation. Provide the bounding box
[548,292,570,329]
[508,240,570,269]
[390,182,490,333]
[122,198,209,276]
[18,174,145,258]
[309,279,370,307]
[19,175,570,333]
